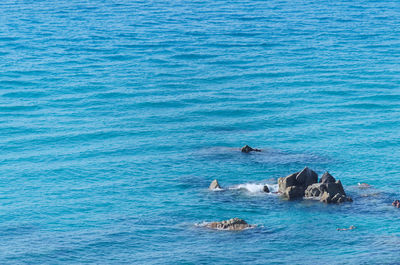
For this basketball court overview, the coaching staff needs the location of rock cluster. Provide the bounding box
[206,218,253,230]
[278,167,352,203]
[241,145,261,153]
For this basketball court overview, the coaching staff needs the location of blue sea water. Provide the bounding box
[1,0,400,263]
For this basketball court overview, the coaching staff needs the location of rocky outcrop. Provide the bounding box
[241,145,261,153]
[209,179,221,190]
[284,186,305,199]
[278,169,352,203]
[305,176,352,203]
[296,167,318,188]
[278,172,298,193]
[319,172,336,184]
[278,167,318,200]
[305,183,325,197]
[206,218,253,230]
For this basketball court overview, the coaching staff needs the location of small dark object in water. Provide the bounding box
[241,145,261,153]
[337,225,356,231]
[263,185,270,193]
[392,200,400,208]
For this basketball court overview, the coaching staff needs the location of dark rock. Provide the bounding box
[207,218,253,230]
[284,186,305,200]
[319,172,336,184]
[263,185,270,193]
[305,183,326,197]
[296,167,318,187]
[278,169,351,204]
[278,172,298,193]
[319,180,351,203]
[325,180,346,197]
[331,193,347,203]
[241,145,261,153]
[209,179,221,190]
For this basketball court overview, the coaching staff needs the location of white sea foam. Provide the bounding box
[229,183,278,193]
[210,187,224,191]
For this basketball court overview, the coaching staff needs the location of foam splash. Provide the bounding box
[229,183,278,193]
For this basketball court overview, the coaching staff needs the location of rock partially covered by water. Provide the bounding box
[278,167,318,200]
[206,218,253,230]
[209,179,221,190]
[263,185,270,193]
[241,145,261,153]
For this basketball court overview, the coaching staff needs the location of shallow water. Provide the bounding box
[1,0,400,264]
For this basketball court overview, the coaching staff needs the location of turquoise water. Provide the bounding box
[1,0,400,263]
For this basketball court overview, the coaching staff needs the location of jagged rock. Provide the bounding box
[279,170,352,204]
[319,180,352,203]
[241,145,261,153]
[278,168,317,199]
[331,193,346,203]
[325,180,346,197]
[207,218,253,230]
[263,185,270,193]
[209,179,221,190]
[278,172,298,193]
[296,167,318,187]
[305,183,326,197]
[284,186,305,200]
[319,172,336,184]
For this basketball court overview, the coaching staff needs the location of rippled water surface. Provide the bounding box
[1,0,400,264]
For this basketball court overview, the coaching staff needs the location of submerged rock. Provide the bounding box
[358,183,371,189]
[209,179,221,190]
[241,145,261,153]
[263,185,270,193]
[206,218,253,230]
